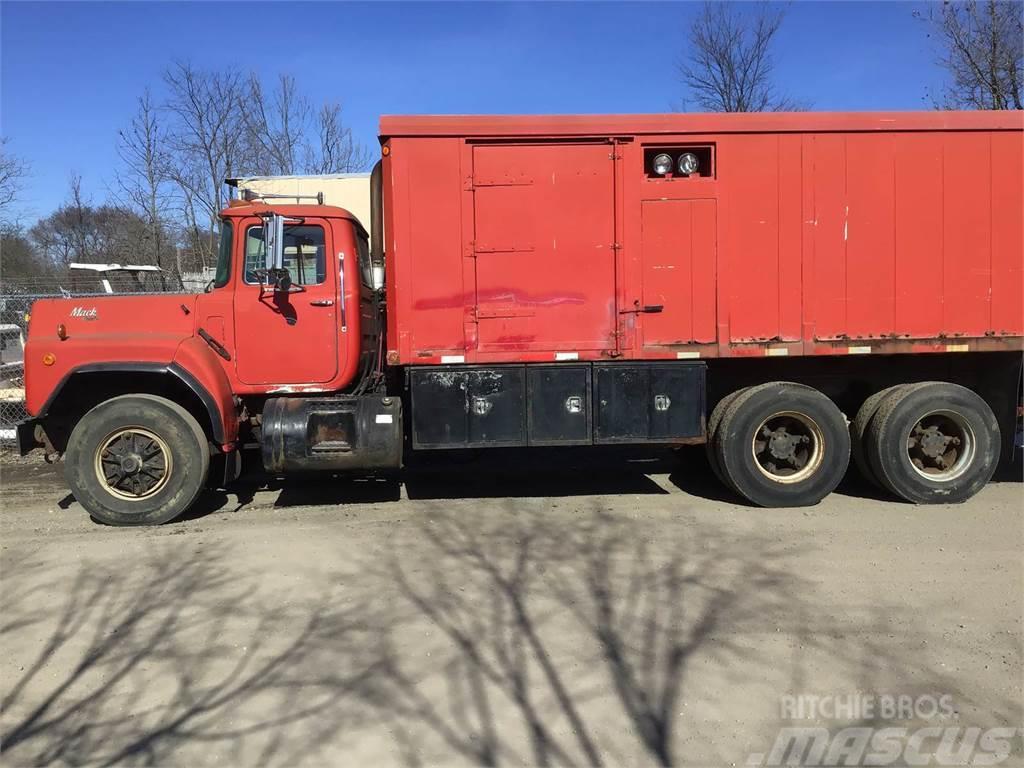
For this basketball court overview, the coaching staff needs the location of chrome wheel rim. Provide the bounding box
[906,410,975,482]
[751,411,825,484]
[94,427,172,501]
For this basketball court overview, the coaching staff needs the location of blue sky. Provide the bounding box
[1,1,944,218]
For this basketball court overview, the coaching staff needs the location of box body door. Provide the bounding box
[640,199,717,346]
[471,143,617,353]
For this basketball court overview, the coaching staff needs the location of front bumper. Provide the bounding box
[15,419,44,456]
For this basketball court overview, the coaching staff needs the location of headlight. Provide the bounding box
[678,152,699,175]
[652,153,673,176]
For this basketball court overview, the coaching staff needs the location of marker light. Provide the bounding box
[652,153,673,176]
[678,152,700,175]
[42,353,56,366]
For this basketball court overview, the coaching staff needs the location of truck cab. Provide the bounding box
[196,202,377,395]
[18,199,397,526]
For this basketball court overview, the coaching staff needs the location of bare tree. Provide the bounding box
[919,0,1023,110]
[0,224,54,280]
[162,62,247,267]
[0,137,29,220]
[243,74,370,175]
[305,103,372,174]
[30,175,152,272]
[677,2,798,112]
[243,73,310,176]
[116,90,179,289]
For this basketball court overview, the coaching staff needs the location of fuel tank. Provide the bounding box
[260,395,402,473]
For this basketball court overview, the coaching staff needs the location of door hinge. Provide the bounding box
[611,242,622,250]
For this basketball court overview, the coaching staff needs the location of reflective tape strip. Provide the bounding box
[847,346,872,354]
[945,344,969,353]
[555,352,579,361]
[440,355,465,363]
[766,348,789,357]
[676,351,701,359]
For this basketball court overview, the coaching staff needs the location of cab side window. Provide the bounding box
[243,224,327,285]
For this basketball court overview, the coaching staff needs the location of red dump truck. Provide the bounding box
[17,111,1024,525]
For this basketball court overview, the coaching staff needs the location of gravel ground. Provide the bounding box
[1,446,1021,767]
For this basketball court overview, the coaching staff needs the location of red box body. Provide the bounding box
[380,112,1024,365]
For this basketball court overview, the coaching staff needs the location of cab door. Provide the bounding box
[233,217,339,385]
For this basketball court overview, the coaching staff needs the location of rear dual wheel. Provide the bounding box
[705,388,748,489]
[711,382,850,507]
[851,384,906,488]
[864,382,999,504]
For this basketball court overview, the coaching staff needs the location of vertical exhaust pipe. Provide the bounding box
[370,160,383,264]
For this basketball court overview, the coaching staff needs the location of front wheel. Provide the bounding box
[65,394,210,526]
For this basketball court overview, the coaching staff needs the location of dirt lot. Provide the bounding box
[1,447,1021,767]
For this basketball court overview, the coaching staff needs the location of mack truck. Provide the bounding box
[16,111,1024,526]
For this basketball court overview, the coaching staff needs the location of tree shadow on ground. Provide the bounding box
[4,505,1018,766]
[356,503,1020,766]
[1,544,389,766]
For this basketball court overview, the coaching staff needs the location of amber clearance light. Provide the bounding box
[42,353,56,366]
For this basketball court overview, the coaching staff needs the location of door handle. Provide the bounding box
[309,299,334,307]
[619,302,664,314]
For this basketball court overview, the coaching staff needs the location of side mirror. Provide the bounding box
[270,268,292,293]
[262,213,285,273]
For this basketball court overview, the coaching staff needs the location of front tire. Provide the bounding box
[866,382,999,504]
[65,394,210,526]
[714,382,850,507]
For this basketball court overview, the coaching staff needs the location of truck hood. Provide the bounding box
[23,294,201,416]
[28,293,199,343]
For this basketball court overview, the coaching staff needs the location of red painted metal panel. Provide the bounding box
[777,135,803,342]
[726,135,782,342]
[990,132,1023,335]
[640,199,716,345]
[845,133,896,338]
[381,111,1023,139]
[381,113,1023,365]
[894,133,944,338]
[810,135,848,340]
[471,144,616,352]
[390,138,466,357]
[942,133,992,336]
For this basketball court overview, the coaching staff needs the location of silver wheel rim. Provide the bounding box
[94,427,172,501]
[751,411,826,484]
[906,409,975,482]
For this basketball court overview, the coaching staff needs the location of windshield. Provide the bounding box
[213,219,233,288]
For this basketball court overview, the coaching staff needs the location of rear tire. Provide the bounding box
[706,388,748,490]
[851,385,908,487]
[866,382,999,504]
[65,394,210,526]
[714,382,850,507]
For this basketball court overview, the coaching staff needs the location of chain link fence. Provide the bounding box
[0,273,207,443]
